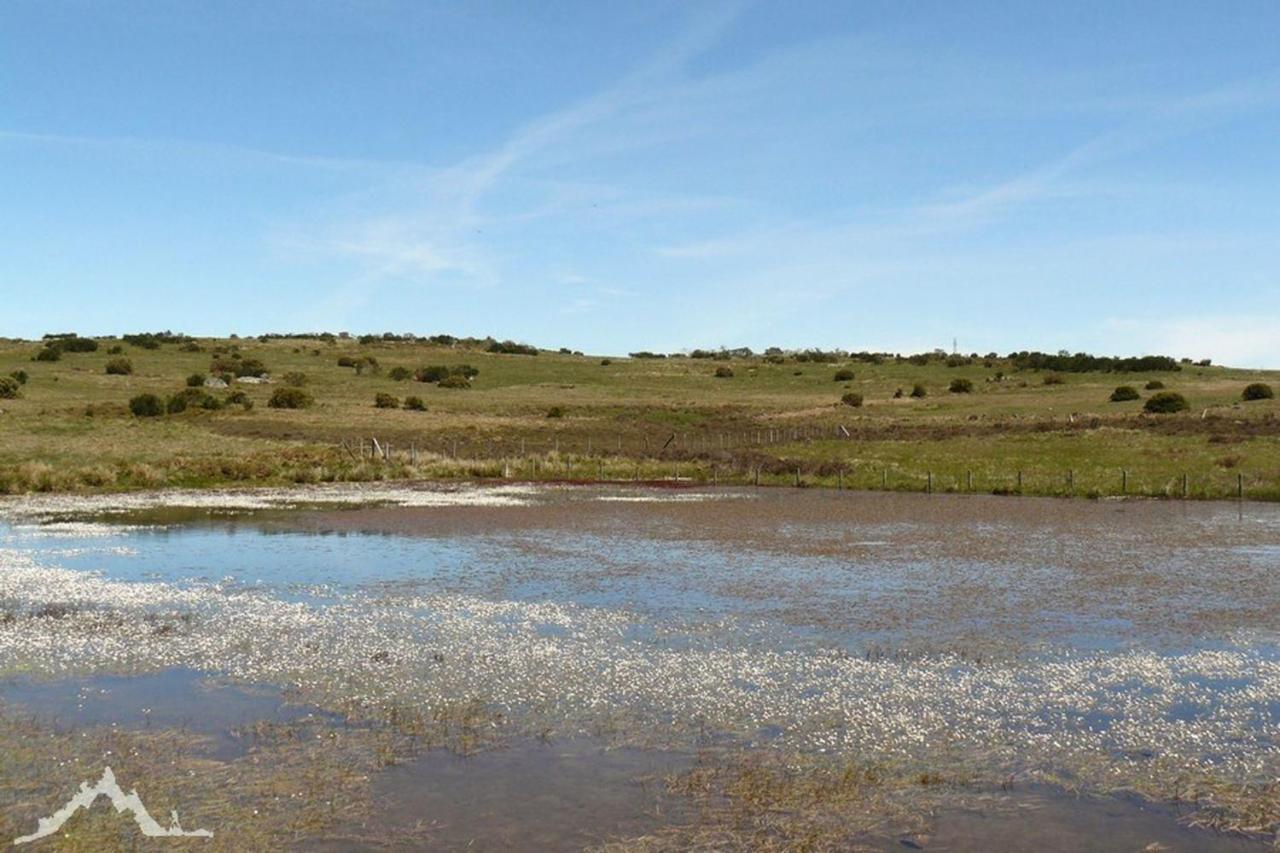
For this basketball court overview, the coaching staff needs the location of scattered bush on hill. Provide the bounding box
[128,394,163,417]
[268,387,313,409]
[1144,391,1190,414]
[841,392,863,407]
[374,392,399,409]
[1110,386,1140,402]
[104,357,133,375]
[1242,383,1274,401]
[948,378,973,393]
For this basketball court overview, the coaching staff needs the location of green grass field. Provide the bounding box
[2,334,1279,499]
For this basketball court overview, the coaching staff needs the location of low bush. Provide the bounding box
[415,365,449,383]
[600,359,612,366]
[374,392,399,409]
[893,387,904,399]
[841,392,863,407]
[107,345,124,354]
[1243,383,1274,401]
[1144,380,1165,390]
[233,357,268,378]
[1143,391,1189,414]
[128,393,163,417]
[186,373,206,387]
[282,371,308,387]
[388,366,413,381]
[9,370,28,385]
[909,383,927,398]
[33,347,61,362]
[834,369,855,382]
[1110,385,1140,402]
[487,340,539,355]
[268,387,313,409]
[104,357,134,375]
[948,378,973,393]
[1043,374,1065,386]
[546,405,565,418]
[0,377,20,399]
[337,356,357,368]
[438,374,470,389]
[180,341,203,352]
[403,396,427,411]
[714,366,734,378]
[58,337,99,353]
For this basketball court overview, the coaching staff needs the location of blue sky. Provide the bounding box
[2,2,1279,364]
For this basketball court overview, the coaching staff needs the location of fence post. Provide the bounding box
[1067,469,1074,493]
[1238,472,1244,499]
[927,471,933,494]
[1016,470,1022,492]
[1122,469,1128,494]
[837,468,843,490]
[966,470,972,492]
[1181,472,1188,499]
[795,467,801,487]
[882,468,888,489]
[754,466,760,487]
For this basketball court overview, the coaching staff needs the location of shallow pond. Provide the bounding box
[0,484,1276,850]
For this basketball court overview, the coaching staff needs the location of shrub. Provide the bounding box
[180,341,203,352]
[33,347,61,362]
[374,392,399,409]
[834,369,856,382]
[1109,386,1140,402]
[107,345,124,354]
[337,356,357,368]
[415,365,450,383]
[283,371,308,387]
[1243,383,1275,401]
[600,359,612,366]
[1145,380,1165,390]
[1043,374,1065,386]
[438,374,470,389]
[165,394,188,414]
[268,387,313,409]
[128,393,163,417]
[546,406,565,418]
[487,340,539,355]
[104,357,133,375]
[388,366,413,382]
[186,373,206,387]
[403,395,427,411]
[1144,391,1190,414]
[58,337,99,353]
[948,378,973,393]
[225,390,250,406]
[9,370,28,385]
[234,357,268,378]
[841,392,863,407]
[0,377,19,399]
[714,366,734,378]
[893,387,904,399]
[909,383,927,398]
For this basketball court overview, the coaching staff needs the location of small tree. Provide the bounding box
[129,393,163,417]
[268,387,313,409]
[1243,383,1274,401]
[948,378,973,394]
[374,392,399,409]
[841,392,863,407]
[1110,386,1140,402]
[105,357,133,375]
[1143,391,1189,414]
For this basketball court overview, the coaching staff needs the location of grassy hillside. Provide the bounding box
[2,333,1278,499]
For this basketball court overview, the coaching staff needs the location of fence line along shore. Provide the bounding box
[339,432,1266,502]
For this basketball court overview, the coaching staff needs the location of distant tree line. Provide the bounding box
[1006,351,1181,373]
